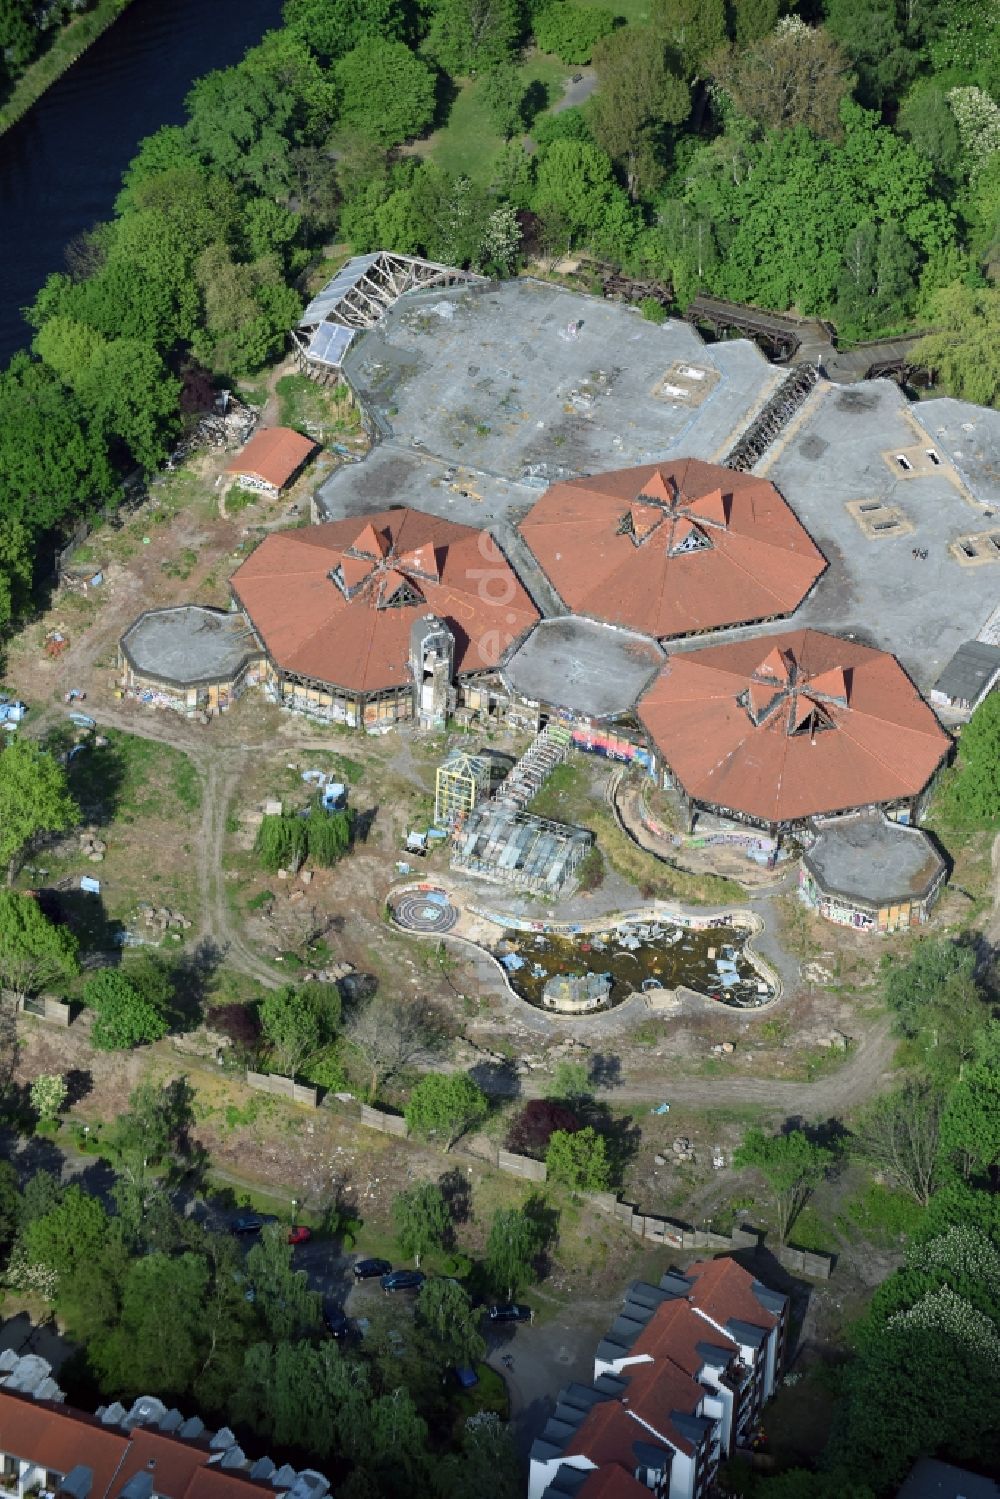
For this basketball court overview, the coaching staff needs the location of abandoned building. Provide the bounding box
[799,814,947,933]
[228,508,538,729]
[451,803,594,894]
[118,606,263,714]
[518,459,826,641]
[637,629,951,833]
[225,427,318,495]
[929,639,1000,718]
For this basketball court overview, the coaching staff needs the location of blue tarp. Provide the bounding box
[501,952,525,972]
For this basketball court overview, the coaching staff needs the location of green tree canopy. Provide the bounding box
[940,1023,1000,1179]
[545,1126,611,1191]
[0,737,78,885]
[937,675,1000,830]
[404,1073,488,1150]
[245,1224,323,1341]
[0,890,78,1003]
[284,0,410,61]
[733,1127,834,1244]
[532,2,615,63]
[416,1277,486,1368]
[22,1184,110,1291]
[709,20,855,140]
[84,968,169,1051]
[426,0,522,73]
[882,937,977,1037]
[590,26,691,199]
[393,1182,450,1266]
[485,1203,545,1300]
[336,39,436,148]
[259,981,341,1079]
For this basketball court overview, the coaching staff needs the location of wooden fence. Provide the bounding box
[245,1070,319,1108]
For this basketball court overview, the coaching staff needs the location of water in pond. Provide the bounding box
[496,919,773,1011]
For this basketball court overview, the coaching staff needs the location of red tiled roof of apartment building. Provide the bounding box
[518,459,825,640]
[637,629,950,825]
[0,1393,287,1499]
[577,1462,654,1499]
[684,1258,782,1334]
[627,1295,739,1377]
[619,1359,709,1456]
[226,427,318,490]
[231,508,539,694]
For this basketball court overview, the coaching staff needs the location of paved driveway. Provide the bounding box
[552,68,597,114]
[484,1304,610,1458]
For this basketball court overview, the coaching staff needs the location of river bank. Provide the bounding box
[0,0,136,136]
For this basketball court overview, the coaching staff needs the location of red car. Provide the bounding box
[287,1225,312,1245]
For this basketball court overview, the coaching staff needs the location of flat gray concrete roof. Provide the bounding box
[804,816,945,904]
[121,606,261,687]
[761,380,1000,691]
[501,616,665,720]
[914,397,1000,509]
[332,277,780,479]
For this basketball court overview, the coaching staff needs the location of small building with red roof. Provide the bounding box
[230,507,539,729]
[226,427,318,495]
[637,628,950,832]
[518,459,825,642]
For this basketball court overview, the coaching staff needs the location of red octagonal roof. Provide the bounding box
[518,458,826,640]
[231,508,539,695]
[637,629,950,825]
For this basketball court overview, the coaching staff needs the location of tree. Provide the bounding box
[854,1084,942,1206]
[590,27,691,200]
[405,1073,488,1151]
[533,139,640,255]
[0,517,33,638]
[255,812,309,873]
[426,0,522,74]
[335,39,436,148]
[939,1023,1000,1179]
[939,690,1000,823]
[708,19,855,139]
[433,1412,521,1499]
[0,1160,20,1255]
[546,1127,611,1191]
[259,980,341,1079]
[897,80,963,184]
[393,1182,450,1266]
[21,1184,110,1292]
[416,1277,485,1367]
[0,739,78,885]
[506,1098,580,1156]
[730,0,783,46]
[882,938,977,1037]
[0,891,78,1004]
[733,1127,833,1244]
[914,283,1000,408]
[485,1203,544,1299]
[92,1251,211,1397]
[652,0,726,78]
[104,1077,196,1199]
[307,807,354,867]
[345,995,446,1101]
[482,62,526,139]
[824,0,915,109]
[283,0,410,61]
[835,219,918,337]
[30,1073,67,1127]
[532,2,615,63]
[245,1224,323,1341]
[84,968,168,1050]
[549,1059,591,1106]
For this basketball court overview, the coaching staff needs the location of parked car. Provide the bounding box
[353,1257,392,1281]
[288,1225,312,1245]
[381,1269,426,1293]
[488,1303,533,1323]
[453,1365,479,1389]
[324,1302,349,1338]
[572,72,584,82]
[230,1213,277,1236]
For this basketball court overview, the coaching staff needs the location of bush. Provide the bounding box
[640,297,668,323]
[506,1098,579,1157]
[84,969,169,1051]
[546,1126,611,1190]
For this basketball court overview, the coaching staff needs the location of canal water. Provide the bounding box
[0,0,284,364]
[496,919,774,1011]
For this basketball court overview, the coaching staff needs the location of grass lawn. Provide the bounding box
[0,0,136,133]
[426,53,569,181]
